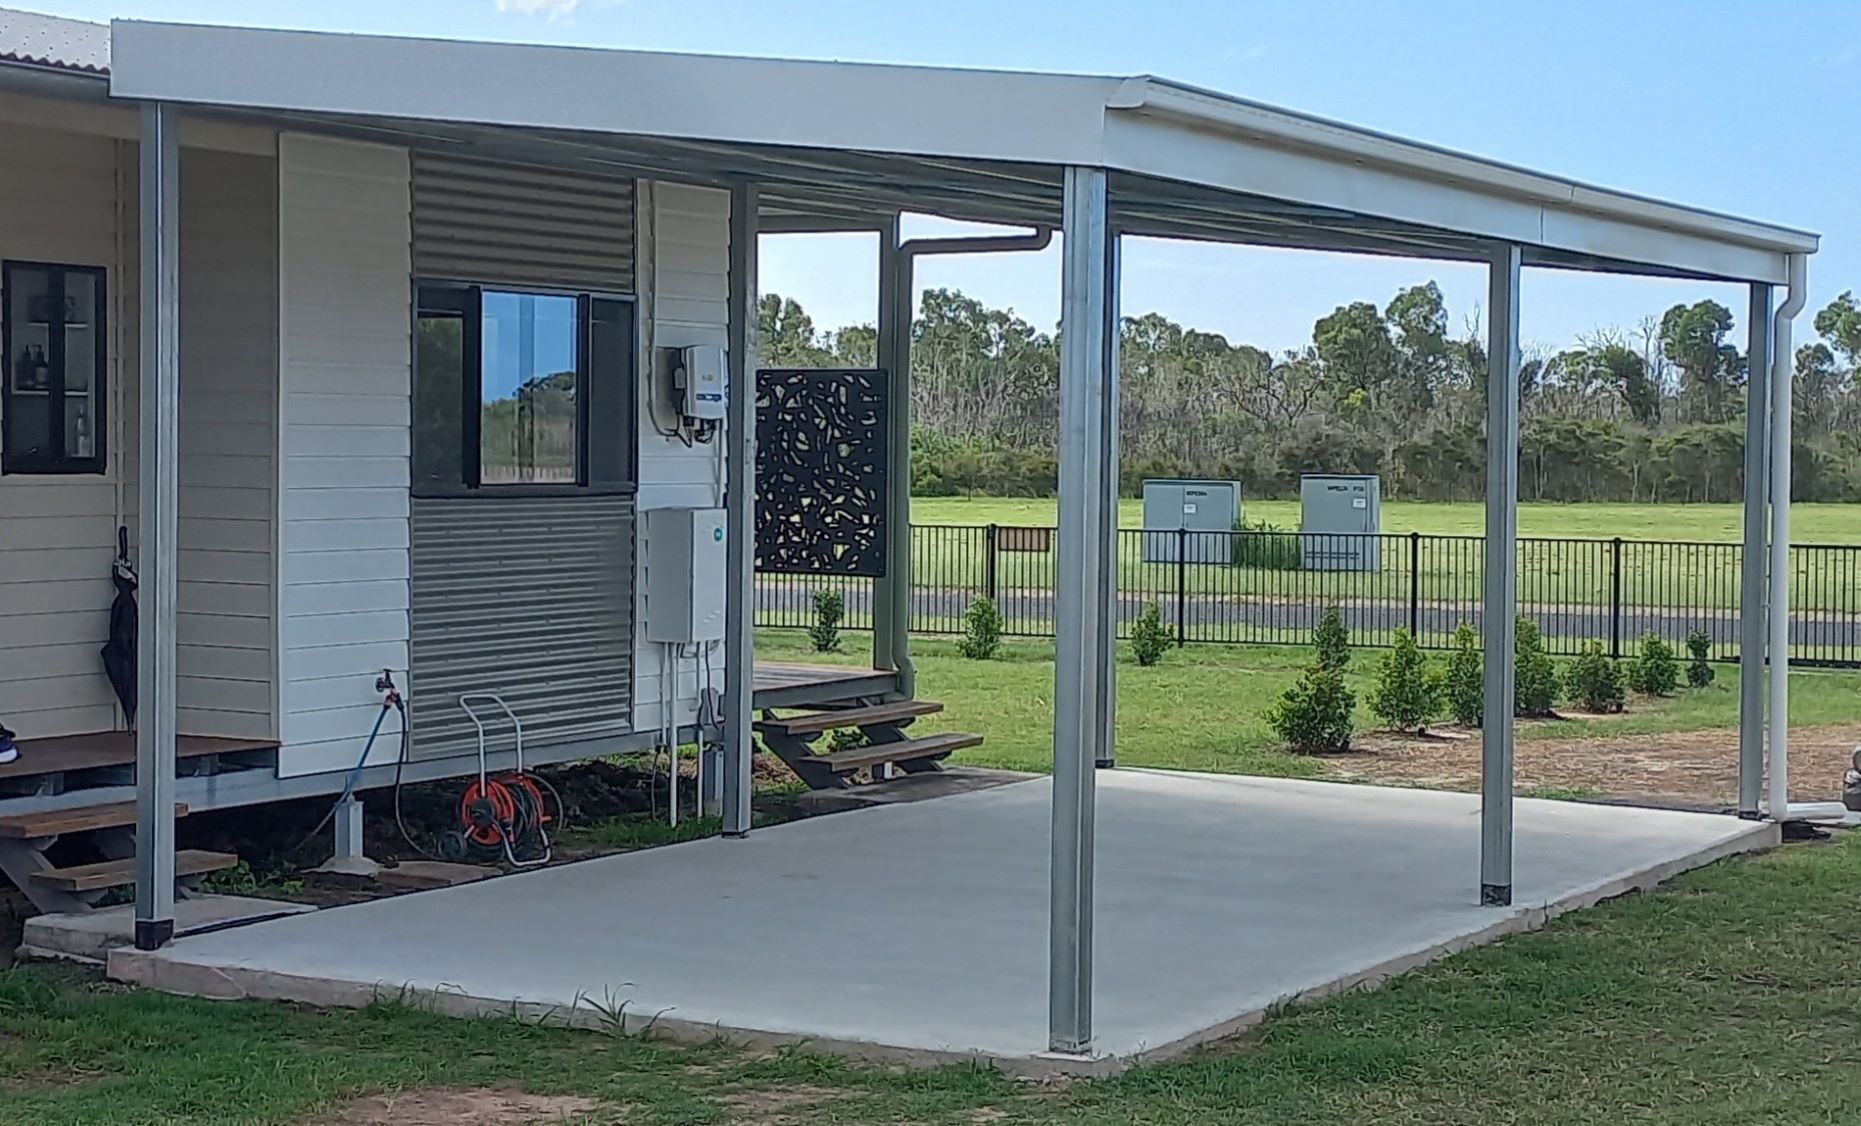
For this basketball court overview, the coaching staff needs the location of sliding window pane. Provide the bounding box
[481,291,578,484]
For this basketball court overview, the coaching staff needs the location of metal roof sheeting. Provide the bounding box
[0,7,107,75]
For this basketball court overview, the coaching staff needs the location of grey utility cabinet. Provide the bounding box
[1141,478,1241,564]
[1300,474,1382,571]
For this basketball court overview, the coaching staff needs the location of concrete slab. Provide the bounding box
[23,895,314,965]
[109,773,1775,1073]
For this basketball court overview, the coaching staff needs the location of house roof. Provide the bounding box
[0,10,1815,283]
[0,6,106,74]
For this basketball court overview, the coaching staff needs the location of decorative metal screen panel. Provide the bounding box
[755,367,889,577]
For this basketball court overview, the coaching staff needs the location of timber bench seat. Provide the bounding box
[29,849,238,894]
[0,801,188,840]
[755,699,983,790]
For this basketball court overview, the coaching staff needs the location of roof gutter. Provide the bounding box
[1118,79,1819,255]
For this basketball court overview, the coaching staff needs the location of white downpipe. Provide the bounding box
[1768,253,1807,820]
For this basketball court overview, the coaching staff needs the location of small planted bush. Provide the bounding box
[1267,663,1356,754]
[1565,642,1626,714]
[1231,517,1303,571]
[1686,628,1716,688]
[807,588,844,653]
[1514,616,1560,718]
[1130,600,1172,667]
[1314,605,1351,673]
[958,595,1003,660]
[1266,612,1359,754]
[1369,627,1440,732]
[1626,631,1679,696]
[1445,622,1484,727]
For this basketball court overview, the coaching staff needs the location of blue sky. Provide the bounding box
[50,0,1858,354]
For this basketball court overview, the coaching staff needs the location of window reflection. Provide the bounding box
[481,292,578,483]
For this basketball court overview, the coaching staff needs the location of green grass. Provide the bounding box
[10,834,1861,1123]
[758,631,1861,775]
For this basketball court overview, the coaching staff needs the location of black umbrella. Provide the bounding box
[101,525,137,723]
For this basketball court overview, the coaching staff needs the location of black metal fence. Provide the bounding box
[758,526,1861,668]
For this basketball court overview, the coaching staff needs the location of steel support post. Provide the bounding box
[874,215,916,695]
[1480,244,1522,908]
[722,181,759,838]
[1093,237,1121,768]
[135,102,181,950]
[1738,283,1772,819]
[1049,166,1115,1056]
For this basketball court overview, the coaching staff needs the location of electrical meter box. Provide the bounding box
[1141,479,1242,564]
[643,507,728,642]
[1299,474,1382,571]
[679,345,727,422]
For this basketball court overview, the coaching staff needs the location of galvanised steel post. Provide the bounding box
[135,101,181,950]
[874,214,913,693]
[1481,243,1522,908]
[1095,236,1121,768]
[722,180,759,838]
[1739,283,1772,819]
[1049,165,1115,1056]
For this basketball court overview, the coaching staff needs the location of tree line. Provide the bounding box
[757,282,1861,503]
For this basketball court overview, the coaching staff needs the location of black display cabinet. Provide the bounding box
[2,260,107,475]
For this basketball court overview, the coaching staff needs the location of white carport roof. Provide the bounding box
[100,18,1815,284]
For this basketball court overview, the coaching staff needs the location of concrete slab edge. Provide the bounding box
[1126,818,1780,1068]
[104,818,1780,1081]
[103,949,1120,1079]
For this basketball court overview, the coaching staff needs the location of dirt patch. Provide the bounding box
[315,1087,604,1125]
[1335,723,1861,807]
[721,1083,842,1123]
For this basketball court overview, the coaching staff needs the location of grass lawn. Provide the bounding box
[757,630,1861,778]
[8,833,1861,1123]
[914,496,1861,543]
[876,499,1861,612]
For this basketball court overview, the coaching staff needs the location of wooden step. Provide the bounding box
[29,849,238,894]
[0,802,189,840]
[756,700,943,737]
[808,732,983,774]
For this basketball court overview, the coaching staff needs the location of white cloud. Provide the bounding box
[495,0,583,16]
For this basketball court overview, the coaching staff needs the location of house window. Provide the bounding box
[414,283,636,495]
[2,261,107,475]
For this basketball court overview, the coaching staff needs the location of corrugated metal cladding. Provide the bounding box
[411,152,636,293]
[408,495,635,760]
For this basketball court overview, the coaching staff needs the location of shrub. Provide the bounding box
[1686,627,1716,688]
[1626,631,1679,696]
[1130,600,1172,667]
[807,588,844,653]
[1231,517,1303,571]
[1369,627,1440,732]
[1267,662,1356,754]
[1514,616,1560,717]
[958,595,1003,660]
[1313,605,1351,673]
[1564,642,1626,714]
[1444,622,1484,727]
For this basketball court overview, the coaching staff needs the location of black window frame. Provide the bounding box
[414,279,638,498]
[2,259,109,476]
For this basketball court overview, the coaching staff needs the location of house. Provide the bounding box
[0,7,1816,1058]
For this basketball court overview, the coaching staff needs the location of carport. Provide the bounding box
[102,18,1817,1062]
